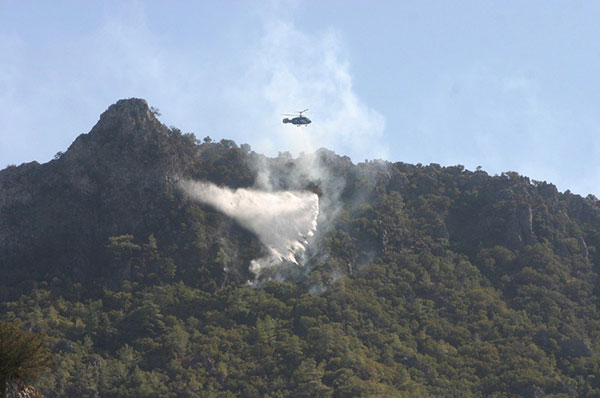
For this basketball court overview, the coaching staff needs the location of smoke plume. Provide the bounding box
[179,180,319,279]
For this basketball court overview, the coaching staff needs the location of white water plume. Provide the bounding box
[179,180,319,279]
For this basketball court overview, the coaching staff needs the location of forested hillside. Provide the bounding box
[1,99,600,397]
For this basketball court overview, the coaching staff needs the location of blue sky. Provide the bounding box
[1,1,599,195]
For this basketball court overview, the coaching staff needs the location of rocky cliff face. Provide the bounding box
[0,99,194,284]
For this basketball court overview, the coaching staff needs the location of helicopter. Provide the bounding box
[282,109,311,126]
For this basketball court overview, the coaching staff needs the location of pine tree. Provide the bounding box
[0,322,53,398]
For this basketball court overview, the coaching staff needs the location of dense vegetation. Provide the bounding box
[2,99,600,397]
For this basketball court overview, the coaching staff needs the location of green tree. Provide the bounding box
[292,359,332,398]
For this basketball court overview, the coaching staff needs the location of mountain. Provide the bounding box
[1,99,259,292]
[1,98,600,397]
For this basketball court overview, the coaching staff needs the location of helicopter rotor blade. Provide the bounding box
[283,108,308,116]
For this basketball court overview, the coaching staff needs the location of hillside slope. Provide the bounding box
[1,99,600,397]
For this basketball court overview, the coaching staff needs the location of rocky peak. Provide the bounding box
[62,98,165,158]
[0,99,189,285]
[61,98,171,165]
[94,98,159,132]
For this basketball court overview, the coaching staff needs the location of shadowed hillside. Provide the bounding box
[2,99,600,397]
